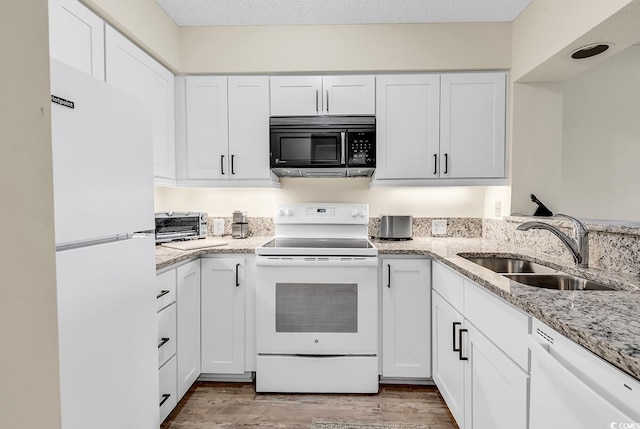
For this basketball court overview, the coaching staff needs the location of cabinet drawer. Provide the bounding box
[432,262,464,312]
[156,269,176,311]
[157,303,177,367]
[464,280,529,370]
[159,355,177,423]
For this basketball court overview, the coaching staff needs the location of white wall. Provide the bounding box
[155,180,491,218]
[0,2,61,428]
[180,23,511,74]
[559,46,640,221]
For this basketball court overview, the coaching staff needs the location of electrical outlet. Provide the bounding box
[432,219,447,236]
[213,218,225,236]
[494,201,502,218]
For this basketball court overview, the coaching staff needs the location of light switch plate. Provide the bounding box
[432,219,447,236]
[213,218,225,236]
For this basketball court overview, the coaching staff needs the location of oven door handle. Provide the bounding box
[340,132,346,165]
[256,257,378,267]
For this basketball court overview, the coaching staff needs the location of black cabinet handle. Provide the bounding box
[231,155,236,175]
[220,155,225,175]
[235,263,240,287]
[452,322,461,352]
[158,337,170,349]
[156,290,169,299]
[387,264,391,288]
[433,154,438,175]
[458,328,468,361]
[159,393,171,407]
[444,153,448,174]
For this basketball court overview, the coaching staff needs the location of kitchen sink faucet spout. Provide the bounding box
[517,214,589,268]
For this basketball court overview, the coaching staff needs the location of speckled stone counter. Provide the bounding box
[155,236,270,271]
[155,235,640,382]
[375,237,640,382]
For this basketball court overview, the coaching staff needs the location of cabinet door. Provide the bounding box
[270,76,323,116]
[322,75,375,115]
[440,72,506,178]
[432,292,465,428]
[201,258,245,374]
[176,260,201,400]
[228,76,270,180]
[48,0,105,80]
[104,26,175,181]
[381,259,431,378]
[184,76,229,179]
[375,74,441,179]
[463,323,528,429]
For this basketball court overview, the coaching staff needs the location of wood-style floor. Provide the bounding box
[161,382,458,428]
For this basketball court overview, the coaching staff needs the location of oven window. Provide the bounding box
[155,217,198,234]
[279,135,340,163]
[275,283,357,333]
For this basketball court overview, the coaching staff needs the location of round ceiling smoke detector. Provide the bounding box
[569,43,613,59]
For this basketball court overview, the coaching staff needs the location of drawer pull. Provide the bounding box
[156,290,170,299]
[158,337,170,349]
[159,393,171,407]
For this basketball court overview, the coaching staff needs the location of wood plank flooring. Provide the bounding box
[161,382,458,428]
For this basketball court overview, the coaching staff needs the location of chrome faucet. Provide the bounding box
[517,214,589,268]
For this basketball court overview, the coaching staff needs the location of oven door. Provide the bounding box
[256,256,378,355]
[270,130,346,168]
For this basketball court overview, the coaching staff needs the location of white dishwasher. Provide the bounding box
[529,319,640,429]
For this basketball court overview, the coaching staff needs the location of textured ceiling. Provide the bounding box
[156,0,534,27]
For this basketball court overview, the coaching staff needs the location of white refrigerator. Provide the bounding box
[50,59,159,429]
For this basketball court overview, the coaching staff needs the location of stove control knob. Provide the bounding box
[351,208,366,218]
[279,208,293,217]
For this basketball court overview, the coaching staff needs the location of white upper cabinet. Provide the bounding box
[48,0,105,80]
[270,75,375,116]
[375,74,441,179]
[104,26,175,182]
[228,76,271,180]
[181,76,228,180]
[440,72,506,179]
[176,76,274,185]
[373,72,507,185]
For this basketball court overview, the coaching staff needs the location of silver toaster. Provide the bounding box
[379,215,413,240]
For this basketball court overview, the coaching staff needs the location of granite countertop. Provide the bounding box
[155,235,640,381]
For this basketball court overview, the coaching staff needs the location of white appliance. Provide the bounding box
[255,203,379,393]
[529,319,640,429]
[50,60,159,429]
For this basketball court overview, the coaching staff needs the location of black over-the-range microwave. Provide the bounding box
[269,115,376,178]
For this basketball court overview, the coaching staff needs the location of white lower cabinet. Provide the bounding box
[159,356,178,423]
[432,261,529,429]
[432,292,465,425]
[463,323,528,429]
[201,257,246,374]
[156,259,201,423]
[176,260,201,399]
[381,258,431,379]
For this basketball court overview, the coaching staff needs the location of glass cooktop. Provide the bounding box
[261,238,374,249]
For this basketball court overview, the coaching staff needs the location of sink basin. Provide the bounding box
[504,274,615,291]
[462,256,558,274]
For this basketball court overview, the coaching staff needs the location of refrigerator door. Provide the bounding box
[50,59,154,245]
[56,235,158,429]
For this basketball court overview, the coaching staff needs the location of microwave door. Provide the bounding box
[273,132,343,167]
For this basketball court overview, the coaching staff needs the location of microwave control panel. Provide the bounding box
[347,131,376,167]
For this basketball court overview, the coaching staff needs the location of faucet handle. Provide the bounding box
[555,214,588,235]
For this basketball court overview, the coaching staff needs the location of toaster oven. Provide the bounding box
[155,212,208,243]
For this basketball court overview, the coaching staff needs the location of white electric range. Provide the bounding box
[255,203,379,393]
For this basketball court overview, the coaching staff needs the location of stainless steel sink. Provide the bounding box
[462,256,558,274]
[503,274,615,291]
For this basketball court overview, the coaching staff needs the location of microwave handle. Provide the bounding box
[341,132,346,164]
